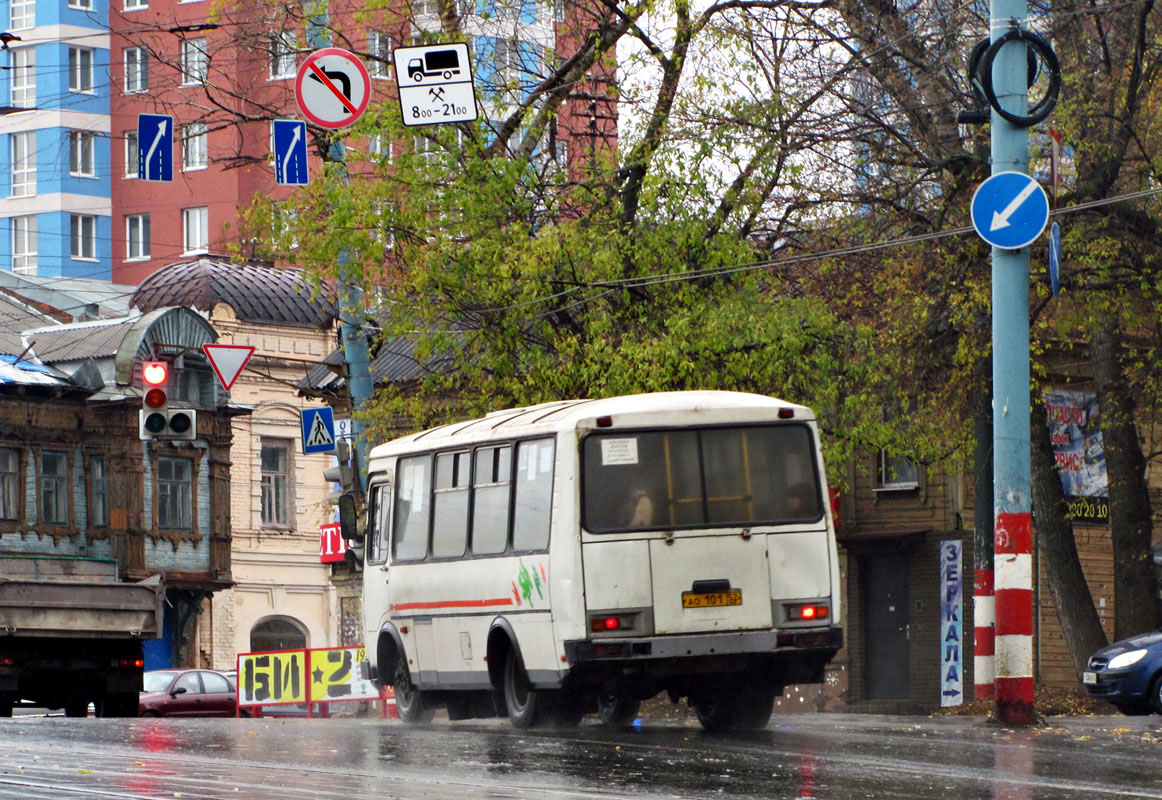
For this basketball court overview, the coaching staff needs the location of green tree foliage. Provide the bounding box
[238,0,918,480]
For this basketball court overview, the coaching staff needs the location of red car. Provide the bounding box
[138,669,241,717]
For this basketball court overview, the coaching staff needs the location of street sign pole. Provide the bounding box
[989,0,1035,726]
[300,34,375,496]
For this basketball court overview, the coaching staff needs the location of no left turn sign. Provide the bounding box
[295,48,371,129]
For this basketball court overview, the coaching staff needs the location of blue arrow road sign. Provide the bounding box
[274,119,309,186]
[137,114,173,182]
[301,407,336,454]
[971,171,1050,250]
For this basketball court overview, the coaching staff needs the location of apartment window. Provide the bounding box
[11,215,36,274]
[41,450,67,524]
[124,0,146,8]
[69,47,94,93]
[181,39,207,85]
[71,214,96,259]
[260,440,290,527]
[69,131,95,177]
[10,48,34,109]
[183,206,208,253]
[157,457,192,529]
[0,448,18,520]
[69,0,92,8]
[124,130,138,177]
[367,32,391,78]
[124,46,148,93]
[269,31,296,79]
[876,450,920,491]
[415,0,440,14]
[182,122,207,170]
[126,213,150,259]
[9,0,33,31]
[90,455,108,528]
[11,131,35,197]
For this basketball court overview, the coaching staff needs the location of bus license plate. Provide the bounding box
[682,590,742,608]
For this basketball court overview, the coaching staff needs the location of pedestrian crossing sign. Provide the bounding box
[301,407,336,454]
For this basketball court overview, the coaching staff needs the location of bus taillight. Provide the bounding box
[786,603,829,622]
[590,614,634,632]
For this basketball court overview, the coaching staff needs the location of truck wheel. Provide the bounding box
[64,700,89,718]
[97,692,138,718]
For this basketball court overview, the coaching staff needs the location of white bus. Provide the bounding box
[344,390,842,731]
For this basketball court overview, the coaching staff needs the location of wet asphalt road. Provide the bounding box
[0,712,1159,800]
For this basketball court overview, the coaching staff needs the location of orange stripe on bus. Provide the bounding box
[389,598,515,611]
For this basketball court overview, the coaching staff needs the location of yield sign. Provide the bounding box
[295,48,371,129]
[202,344,255,391]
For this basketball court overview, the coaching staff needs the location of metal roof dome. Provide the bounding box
[132,258,338,329]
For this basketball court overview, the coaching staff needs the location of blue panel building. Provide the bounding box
[0,0,111,279]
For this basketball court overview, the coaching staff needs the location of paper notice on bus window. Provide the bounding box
[406,463,424,512]
[526,444,538,481]
[601,438,639,465]
[539,444,553,473]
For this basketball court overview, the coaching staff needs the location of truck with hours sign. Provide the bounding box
[408,49,462,81]
[0,555,163,717]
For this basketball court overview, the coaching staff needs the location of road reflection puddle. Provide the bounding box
[991,729,1034,800]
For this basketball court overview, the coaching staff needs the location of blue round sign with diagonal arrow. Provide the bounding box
[971,171,1050,250]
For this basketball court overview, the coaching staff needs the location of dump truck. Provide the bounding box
[0,555,163,717]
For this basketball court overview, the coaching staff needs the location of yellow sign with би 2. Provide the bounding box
[238,651,307,706]
[309,646,378,702]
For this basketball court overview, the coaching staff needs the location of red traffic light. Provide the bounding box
[144,388,167,409]
[143,362,168,386]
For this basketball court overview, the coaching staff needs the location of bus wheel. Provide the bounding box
[693,683,774,732]
[597,693,641,727]
[503,648,543,728]
[731,685,776,730]
[393,659,434,724]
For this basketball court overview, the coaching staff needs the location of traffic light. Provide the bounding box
[324,441,361,546]
[138,361,196,440]
[324,441,356,503]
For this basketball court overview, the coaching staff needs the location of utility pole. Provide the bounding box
[962,1,1058,724]
[988,2,1034,725]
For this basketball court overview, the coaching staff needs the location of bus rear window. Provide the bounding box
[581,424,822,533]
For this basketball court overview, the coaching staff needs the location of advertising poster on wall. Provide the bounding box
[1044,388,1109,524]
[940,540,963,707]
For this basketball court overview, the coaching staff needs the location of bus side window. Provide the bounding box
[369,483,391,563]
[513,438,554,552]
[394,455,431,561]
[472,445,511,555]
[432,451,469,558]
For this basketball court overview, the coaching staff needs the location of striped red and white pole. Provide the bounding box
[994,511,1034,725]
[973,568,995,699]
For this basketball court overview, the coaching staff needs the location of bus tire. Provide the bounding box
[693,683,775,732]
[732,685,776,730]
[503,647,543,728]
[393,659,434,724]
[597,693,641,727]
